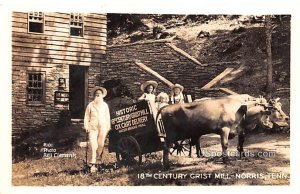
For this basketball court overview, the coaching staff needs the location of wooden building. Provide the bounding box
[12,12,107,138]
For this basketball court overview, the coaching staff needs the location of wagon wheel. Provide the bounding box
[116,136,142,165]
[170,139,191,156]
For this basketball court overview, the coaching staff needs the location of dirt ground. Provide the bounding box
[12,128,290,186]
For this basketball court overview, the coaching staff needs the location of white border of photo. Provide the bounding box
[1,0,299,193]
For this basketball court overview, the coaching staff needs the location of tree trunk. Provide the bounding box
[265,15,273,94]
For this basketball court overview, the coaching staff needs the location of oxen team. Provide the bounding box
[156,94,289,168]
[86,86,289,171]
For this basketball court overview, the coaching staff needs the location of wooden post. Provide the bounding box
[134,60,174,88]
[201,68,234,89]
[219,88,238,95]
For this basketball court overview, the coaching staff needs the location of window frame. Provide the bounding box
[26,71,46,105]
[69,13,84,37]
[27,12,45,34]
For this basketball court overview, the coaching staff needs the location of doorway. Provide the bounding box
[69,65,87,119]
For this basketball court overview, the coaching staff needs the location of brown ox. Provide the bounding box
[157,97,248,168]
[192,95,289,158]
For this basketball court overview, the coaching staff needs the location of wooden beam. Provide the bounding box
[12,42,106,53]
[12,52,104,63]
[219,88,238,95]
[201,67,235,89]
[166,43,202,66]
[134,60,174,88]
[12,50,105,59]
[12,27,107,39]
[108,39,172,48]
[12,37,106,48]
[12,31,106,45]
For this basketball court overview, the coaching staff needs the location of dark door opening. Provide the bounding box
[69,65,87,119]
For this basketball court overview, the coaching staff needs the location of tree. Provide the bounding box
[265,15,274,94]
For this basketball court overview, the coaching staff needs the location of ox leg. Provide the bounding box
[196,137,203,158]
[189,138,194,158]
[162,141,170,170]
[237,131,245,158]
[220,127,230,164]
[189,140,192,158]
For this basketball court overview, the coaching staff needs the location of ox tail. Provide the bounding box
[155,106,169,137]
[228,105,248,140]
[236,104,248,123]
[155,105,169,124]
[239,104,247,117]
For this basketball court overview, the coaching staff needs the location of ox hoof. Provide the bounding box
[222,157,230,165]
[239,152,245,158]
[163,162,170,170]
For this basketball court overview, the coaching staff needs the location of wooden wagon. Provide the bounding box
[108,100,166,165]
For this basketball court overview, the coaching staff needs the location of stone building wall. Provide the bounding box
[103,40,239,100]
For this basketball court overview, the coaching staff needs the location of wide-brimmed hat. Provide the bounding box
[171,84,184,92]
[140,80,158,92]
[92,86,107,97]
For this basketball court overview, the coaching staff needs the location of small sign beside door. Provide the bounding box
[54,91,69,104]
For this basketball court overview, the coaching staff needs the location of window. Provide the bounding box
[28,12,44,33]
[70,13,84,37]
[27,72,45,104]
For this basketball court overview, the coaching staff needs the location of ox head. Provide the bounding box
[245,96,274,129]
[266,98,289,127]
[259,114,274,129]
[255,97,289,128]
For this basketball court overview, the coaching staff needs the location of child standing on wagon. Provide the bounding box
[157,92,169,109]
[138,80,158,102]
[170,84,185,104]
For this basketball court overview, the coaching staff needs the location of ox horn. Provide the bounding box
[258,102,272,110]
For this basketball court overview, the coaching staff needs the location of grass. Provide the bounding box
[12,125,290,186]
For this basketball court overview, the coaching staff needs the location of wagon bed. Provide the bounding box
[108,100,165,164]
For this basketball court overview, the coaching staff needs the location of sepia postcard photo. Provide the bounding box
[1,0,300,193]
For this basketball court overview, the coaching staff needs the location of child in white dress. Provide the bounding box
[138,80,158,102]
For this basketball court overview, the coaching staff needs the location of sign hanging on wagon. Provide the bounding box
[110,101,156,133]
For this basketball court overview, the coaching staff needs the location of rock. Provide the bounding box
[152,26,173,39]
[232,27,246,34]
[78,141,88,148]
[221,42,243,55]
[197,31,210,38]
[129,31,145,42]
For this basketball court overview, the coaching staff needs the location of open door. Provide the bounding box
[69,65,87,119]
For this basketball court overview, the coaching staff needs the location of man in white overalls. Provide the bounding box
[84,87,111,173]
